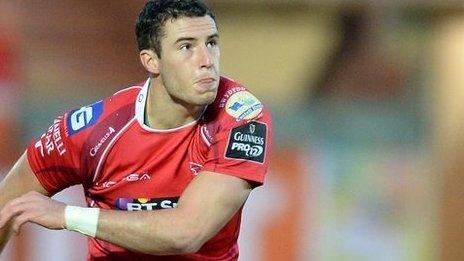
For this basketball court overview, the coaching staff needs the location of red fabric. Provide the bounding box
[26,77,272,260]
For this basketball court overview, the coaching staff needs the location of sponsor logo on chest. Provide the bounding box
[97,172,151,188]
[124,172,151,182]
[116,197,179,211]
[90,126,116,156]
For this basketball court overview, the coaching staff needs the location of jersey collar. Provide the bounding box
[135,78,150,128]
[135,78,203,133]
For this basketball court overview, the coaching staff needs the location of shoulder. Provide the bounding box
[112,84,143,98]
[200,77,273,176]
[200,76,272,149]
[64,83,142,137]
[26,82,144,190]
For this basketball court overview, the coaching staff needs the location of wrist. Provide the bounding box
[64,206,100,237]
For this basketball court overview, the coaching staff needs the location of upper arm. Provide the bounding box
[0,152,49,209]
[175,171,252,248]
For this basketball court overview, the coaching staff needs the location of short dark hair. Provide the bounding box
[135,0,216,57]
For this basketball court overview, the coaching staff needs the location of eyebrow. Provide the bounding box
[174,33,219,45]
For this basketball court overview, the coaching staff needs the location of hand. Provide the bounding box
[0,191,66,234]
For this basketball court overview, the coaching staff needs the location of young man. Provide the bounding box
[0,0,272,260]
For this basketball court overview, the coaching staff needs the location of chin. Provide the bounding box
[194,92,217,106]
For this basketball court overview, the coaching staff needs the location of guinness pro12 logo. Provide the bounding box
[225,121,266,163]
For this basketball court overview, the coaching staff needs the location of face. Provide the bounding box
[155,15,220,107]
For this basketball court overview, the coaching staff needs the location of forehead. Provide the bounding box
[163,15,218,41]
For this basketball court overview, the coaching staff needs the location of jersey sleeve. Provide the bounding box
[26,99,108,194]
[202,106,273,187]
[26,113,84,195]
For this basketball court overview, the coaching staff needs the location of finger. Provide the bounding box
[12,212,33,235]
[0,204,18,228]
[0,199,29,228]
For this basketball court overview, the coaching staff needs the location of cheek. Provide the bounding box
[214,50,220,68]
[163,61,182,82]
[163,65,192,94]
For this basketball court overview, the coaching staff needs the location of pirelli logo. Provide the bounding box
[225,121,266,163]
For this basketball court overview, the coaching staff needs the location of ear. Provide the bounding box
[139,49,160,75]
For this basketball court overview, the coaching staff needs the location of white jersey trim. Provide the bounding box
[113,86,142,96]
[200,126,212,147]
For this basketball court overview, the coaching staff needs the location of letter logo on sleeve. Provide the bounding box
[67,100,104,135]
[35,117,67,157]
[225,121,266,163]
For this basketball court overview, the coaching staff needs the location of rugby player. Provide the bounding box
[0,0,272,260]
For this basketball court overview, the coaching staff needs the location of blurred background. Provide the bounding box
[0,0,464,260]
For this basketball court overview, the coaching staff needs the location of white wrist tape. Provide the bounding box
[64,206,100,237]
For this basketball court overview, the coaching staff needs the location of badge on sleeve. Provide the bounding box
[225,91,263,122]
[225,121,267,163]
[67,100,103,135]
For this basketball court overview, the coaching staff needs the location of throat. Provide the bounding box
[144,78,207,130]
[144,99,205,130]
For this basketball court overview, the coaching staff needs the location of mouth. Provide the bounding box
[196,77,216,84]
[195,77,218,91]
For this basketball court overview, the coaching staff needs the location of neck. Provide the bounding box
[145,78,205,130]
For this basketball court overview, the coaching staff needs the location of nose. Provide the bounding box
[198,45,213,69]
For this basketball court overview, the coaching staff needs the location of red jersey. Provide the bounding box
[27,76,273,261]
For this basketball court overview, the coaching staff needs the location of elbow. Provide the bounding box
[143,233,203,255]
[170,229,207,254]
[172,241,202,254]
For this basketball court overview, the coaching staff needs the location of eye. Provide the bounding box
[206,39,218,48]
[180,43,192,51]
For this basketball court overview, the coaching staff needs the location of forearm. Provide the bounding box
[90,172,250,255]
[0,153,50,253]
[0,180,15,253]
[95,208,202,255]
[0,191,14,254]
[0,171,250,256]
